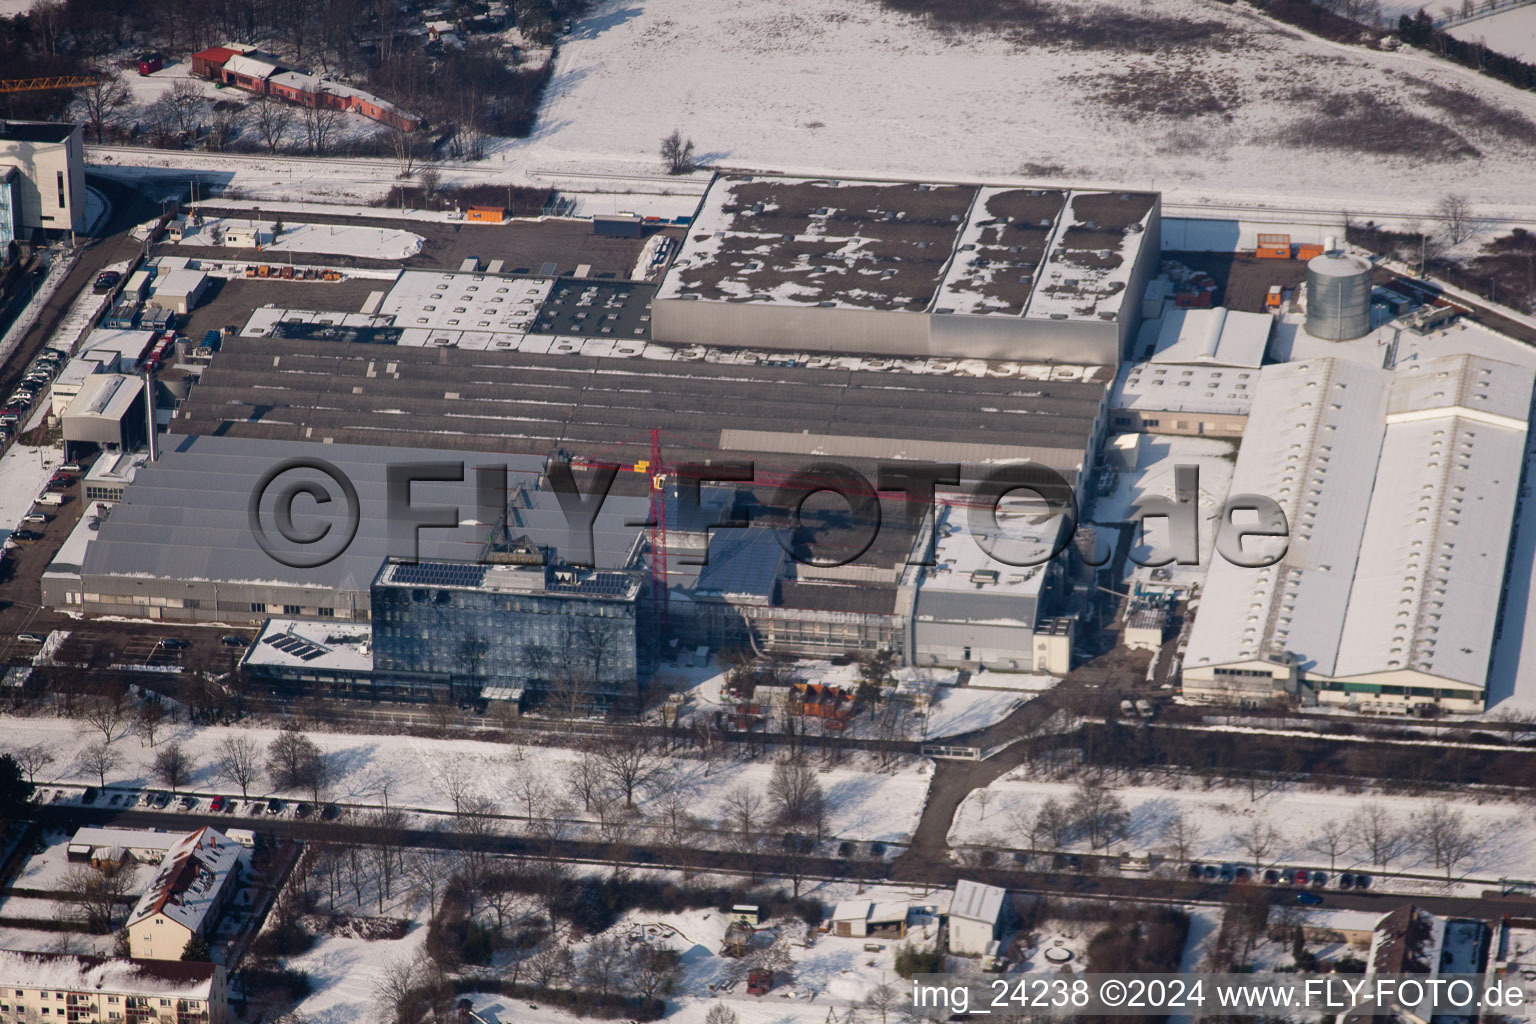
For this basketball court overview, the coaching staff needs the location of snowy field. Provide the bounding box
[1449,5,1536,62]
[0,715,933,844]
[950,771,1536,882]
[536,0,1536,215]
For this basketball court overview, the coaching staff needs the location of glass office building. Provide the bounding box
[369,559,645,708]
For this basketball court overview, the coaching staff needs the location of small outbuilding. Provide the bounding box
[153,268,210,315]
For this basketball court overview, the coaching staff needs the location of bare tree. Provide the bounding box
[300,104,342,156]
[215,735,261,798]
[629,944,681,1001]
[252,95,293,154]
[528,942,572,993]
[769,759,826,836]
[162,79,207,138]
[722,784,764,856]
[152,743,194,793]
[80,695,125,745]
[80,68,131,143]
[1161,809,1203,867]
[1419,802,1479,879]
[13,743,55,784]
[418,165,442,205]
[1437,192,1474,245]
[866,981,904,1024]
[374,952,425,1024]
[660,128,695,175]
[78,741,119,788]
[404,852,450,919]
[61,862,133,933]
[1234,819,1280,871]
[564,747,604,812]
[703,1005,740,1024]
[387,125,419,177]
[439,761,476,816]
[1070,779,1130,850]
[597,732,667,808]
[513,772,549,822]
[1361,802,1410,871]
[132,702,166,748]
[267,726,324,791]
[653,787,701,849]
[1309,818,1353,872]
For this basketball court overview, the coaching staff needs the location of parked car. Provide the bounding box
[1354,873,1371,889]
[1188,863,1204,879]
[60,462,81,473]
[1311,871,1328,887]
[16,632,47,643]
[178,795,196,811]
[1201,865,1219,881]
[220,635,247,647]
[93,271,121,292]
[223,799,239,814]
[158,637,190,650]
[320,803,340,821]
[266,799,284,815]
[1135,699,1155,717]
[23,513,48,524]
[209,796,225,812]
[1294,869,1310,885]
[294,803,310,819]
[138,792,154,807]
[1296,891,1324,905]
[1234,866,1252,882]
[1263,868,1280,884]
[11,529,41,541]
[1338,872,1355,888]
[1279,868,1296,884]
[1218,863,1235,883]
[152,791,171,808]
[108,793,123,806]
[81,788,98,804]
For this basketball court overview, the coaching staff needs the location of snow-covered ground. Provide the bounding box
[1449,5,1536,62]
[950,771,1536,882]
[176,217,425,259]
[0,714,933,844]
[534,0,1536,215]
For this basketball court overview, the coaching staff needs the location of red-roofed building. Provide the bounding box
[190,46,245,80]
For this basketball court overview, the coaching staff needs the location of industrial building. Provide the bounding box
[0,952,227,1024]
[61,373,149,459]
[172,333,1110,493]
[1181,353,1535,712]
[653,174,1161,364]
[0,120,86,236]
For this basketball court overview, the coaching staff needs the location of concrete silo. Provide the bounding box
[1305,252,1373,341]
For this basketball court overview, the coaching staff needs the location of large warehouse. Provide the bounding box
[1181,353,1535,712]
[653,174,1161,365]
[171,334,1112,497]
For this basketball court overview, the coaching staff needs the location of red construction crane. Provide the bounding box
[0,76,98,95]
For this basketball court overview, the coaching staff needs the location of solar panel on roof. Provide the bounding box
[388,561,488,588]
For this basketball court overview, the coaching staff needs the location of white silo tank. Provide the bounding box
[1306,252,1372,340]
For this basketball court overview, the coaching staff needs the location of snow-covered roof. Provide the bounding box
[913,499,1060,614]
[1022,191,1157,323]
[151,268,206,298]
[70,827,181,853]
[1112,361,1258,418]
[127,827,240,935]
[64,374,139,424]
[221,54,277,79]
[831,899,873,921]
[660,175,1156,321]
[0,950,219,999]
[951,879,1006,924]
[1332,355,1533,686]
[244,618,373,673]
[1185,353,1534,692]
[1150,306,1271,368]
[1184,358,1391,675]
[378,270,553,336]
[81,327,156,366]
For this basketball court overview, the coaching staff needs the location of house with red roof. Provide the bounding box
[126,828,242,961]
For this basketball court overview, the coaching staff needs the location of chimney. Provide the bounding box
[143,369,157,461]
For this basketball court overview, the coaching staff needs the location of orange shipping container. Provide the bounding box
[1255,246,1291,259]
[1296,244,1325,260]
[466,206,506,223]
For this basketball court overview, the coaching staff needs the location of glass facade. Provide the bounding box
[369,560,644,709]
